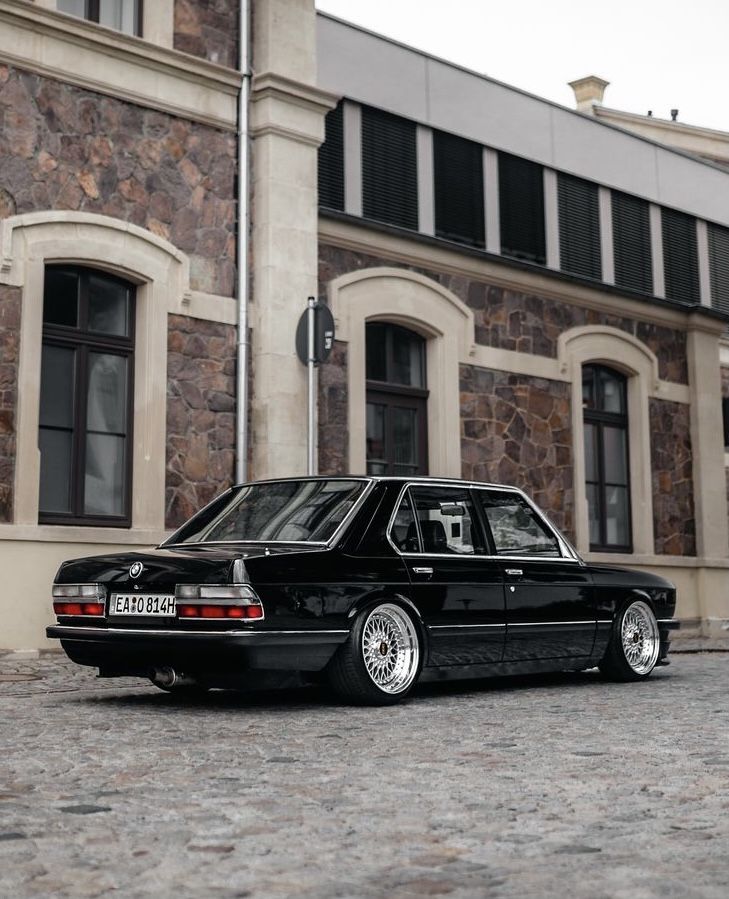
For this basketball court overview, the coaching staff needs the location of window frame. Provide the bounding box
[40,265,135,528]
[365,323,429,477]
[582,364,633,553]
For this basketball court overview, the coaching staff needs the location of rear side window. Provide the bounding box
[476,492,561,557]
[400,486,482,555]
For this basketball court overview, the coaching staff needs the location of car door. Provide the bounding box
[474,489,595,662]
[390,484,505,666]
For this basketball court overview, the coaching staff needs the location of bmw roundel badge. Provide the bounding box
[129,561,144,579]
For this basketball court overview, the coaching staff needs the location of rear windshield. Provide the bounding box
[165,479,368,545]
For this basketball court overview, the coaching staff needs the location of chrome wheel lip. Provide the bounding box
[361,603,420,694]
[620,600,659,675]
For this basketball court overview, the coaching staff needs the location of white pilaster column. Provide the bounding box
[686,314,729,560]
[696,219,712,307]
[343,101,362,217]
[417,125,434,236]
[250,0,337,479]
[543,168,560,270]
[483,148,500,255]
[649,204,665,298]
[598,187,615,284]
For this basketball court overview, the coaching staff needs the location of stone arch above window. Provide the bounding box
[558,325,655,556]
[0,211,192,536]
[328,267,475,476]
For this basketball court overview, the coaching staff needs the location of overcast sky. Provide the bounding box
[315,0,729,133]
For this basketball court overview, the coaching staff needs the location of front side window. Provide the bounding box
[39,266,134,525]
[582,365,632,552]
[57,0,142,36]
[366,323,428,476]
[476,491,561,557]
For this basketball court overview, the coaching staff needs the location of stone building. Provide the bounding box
[1,0,728,649]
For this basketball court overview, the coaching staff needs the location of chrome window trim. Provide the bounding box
[507,620,596,627]
[428,623,506,630]
[386,480,584,564]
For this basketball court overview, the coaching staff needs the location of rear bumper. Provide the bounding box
[46,624,349,675]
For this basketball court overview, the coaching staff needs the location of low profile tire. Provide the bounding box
[599,599,660,681]
[327,602,422,705]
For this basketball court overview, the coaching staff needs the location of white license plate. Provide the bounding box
[109,594,176,617]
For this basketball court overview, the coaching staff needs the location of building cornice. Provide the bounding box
[319,213,725,334]
[250,72,338,146]
[0,0,241,130]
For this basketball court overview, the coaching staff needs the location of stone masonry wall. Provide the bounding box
[166,314,237,529]
[174,0,239,68]
[649,398,695,556]
[0,65,237,296]
[460,367,574,538]
[318,245,688,384]
[0,286,20,523]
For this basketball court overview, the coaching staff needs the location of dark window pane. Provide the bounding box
[433,130,485,248]
[604,426,628,484]
[365,323,387,382]
[599,368,626,414]
[390,327,424,387]
[84,433,126,516]
[39,345,75,429]
[499,153,545,265]
[98,0,139,35]
[392,406,417,468]
[612,191,652,293]
[605,485,630,547]
[39,429,73,513]
[583,422,598,482]
[361,106,418,230]
[582,367,596,410]
[58,0,86,16]
[318,102,344,211]
[88,274,130,336]
[662,208,700,304]
[558,173,601,279]
[366,402,386,464]
[43,269,79,328]
[87,354,128,434]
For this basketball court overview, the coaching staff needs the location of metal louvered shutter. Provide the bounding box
[498,153,545,265]
[661,207,699,304]
[361,106,418,230]
[433,130,485,248]
[708,223,729,317]
[612,191,653,294]
[318,102,344,212]
[558,173,601,280]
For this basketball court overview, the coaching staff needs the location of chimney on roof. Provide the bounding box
[568,75,610,114]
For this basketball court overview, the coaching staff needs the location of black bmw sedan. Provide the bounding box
[47,477,679,705]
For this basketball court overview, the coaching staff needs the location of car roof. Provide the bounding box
[231,475,521,491]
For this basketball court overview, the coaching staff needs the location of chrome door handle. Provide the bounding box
[412,567,433,576]
[505,568,523,577]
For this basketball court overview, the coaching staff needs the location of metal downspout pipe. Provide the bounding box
[235,0,250,484]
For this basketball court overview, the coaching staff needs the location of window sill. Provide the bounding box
[584,551,729,569]
[0,524,169,545]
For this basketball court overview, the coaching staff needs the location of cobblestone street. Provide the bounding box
[1,651,728,899]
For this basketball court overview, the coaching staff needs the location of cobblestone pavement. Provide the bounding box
[1,651,728,899]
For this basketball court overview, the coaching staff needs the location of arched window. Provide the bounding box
[582,364,631,552]
[365,323,428,475]
[39,265,135,525]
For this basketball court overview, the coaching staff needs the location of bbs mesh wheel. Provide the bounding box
[327,602,422,705]
[600,599,660,681]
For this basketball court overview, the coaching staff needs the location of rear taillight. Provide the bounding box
[52,585,106,617]
[174,584,264,622]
